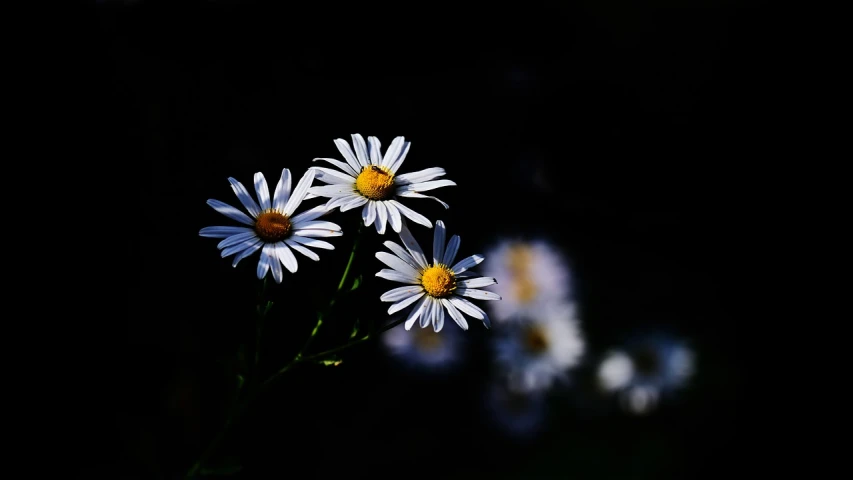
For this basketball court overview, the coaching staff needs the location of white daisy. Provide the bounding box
[375,220,500,332]
[307,134,455,234]
[199,169,342,284]
[596,350,635,392]
[381,320,463,371]
[480,239,573,323]
[492,302,585,394]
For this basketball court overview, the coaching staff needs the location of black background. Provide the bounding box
[88,0,765,478]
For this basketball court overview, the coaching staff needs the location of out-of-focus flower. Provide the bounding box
[307,134,455,234]
[375,221,500,332]
[480,239,572,323]
[381,321,463,371]
[483,380,548,439]
[492,302,585,394]
[596,335,696,415]
[199,169,342,283]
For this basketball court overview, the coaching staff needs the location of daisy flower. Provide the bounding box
[381,319,463,371]
[492,302,585,394]
[481,239,573,323]
[199,169,342,283]
[375,220,500,332]
[307,134,455,234]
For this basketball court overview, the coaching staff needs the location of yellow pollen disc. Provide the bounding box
[421,264,456,298]
[507,244,537,303]
[513,277,538,304]
[413,328,443,351]
[254,210,291,242]
[355,166,395,200]
[523,326,549,354]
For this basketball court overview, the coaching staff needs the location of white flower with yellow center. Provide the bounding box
[307,134,455,234]
[481,239,573,323]
[381,320,463,371]
[492,302,585,393]
[199,169,342,283]
[375,221,500,332]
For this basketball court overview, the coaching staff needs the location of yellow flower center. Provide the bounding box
[506,244,537,304]
[523,325,549,354]
[413,327,443,351]
[254,210,291,242]
[421,264,456,298]
[355,165,395,200]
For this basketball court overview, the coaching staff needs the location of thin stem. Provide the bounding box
[297,316,406,363]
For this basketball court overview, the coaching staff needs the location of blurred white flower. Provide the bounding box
[375,220,500,332]
[381,321,463,371]
[480,239,572,323]
[307,134,455,234]
[492,302,585,394]
[483,381,548,439]
[596,350,635,392]
[199,169,342,283]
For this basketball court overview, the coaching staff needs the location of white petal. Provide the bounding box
[207,199,254,226]
[433,302,445,332]
[395,179,457,194]
[381,136,404,169]
[308,184,356,198]
[456,288,501,301]
[388,291,425,315]
[272,168,292,211]
[388,200,431,228]
[232,240,263,267]
[385,201,403,233]
[269,244,284,283]
[310,167,356,185]
[367,136,382,165]
[382,241,419,270]
[420,298,436,329]
[351,134,369,167]
[396,191,450,209]
[333,138,362,173]
[404,296,429,330]
[228,178,261,218]
[440,298,468,331]
[312,157,358,177]
[217,231,257,249]
[254,172,271,211]
[290,220,341,232]
[433,220,446,265]
[442,235,460,266]
[362,201,376,227]
[199,226,253,238]
[292,228,343,238]
[375,252,421,278]
[376,268,419,284]
[326,194,360,211]
[448,296,484,320]
[257,244,273,280]
[389,141,411,174]
[394,167,445,185]
[290,205,328,225]
[289,235,334,250]
[340,196,368,212]
[221,238,261,258]
[283,169,316,216]
[285,239,320,261]
[276,241,298,273]
[451,254,485,274]
[374,200,388,234]
[457,277,497,289]
[398,222,428,268]
[380,285,424,302]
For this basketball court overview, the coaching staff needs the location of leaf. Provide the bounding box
[349,319,360,339]
[318,358,343,367]
[350,274,363,291]
[236,374,244,391]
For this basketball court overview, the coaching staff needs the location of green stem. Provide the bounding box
[298,316,406,363]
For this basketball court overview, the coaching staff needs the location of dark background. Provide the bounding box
[89,0,764,477]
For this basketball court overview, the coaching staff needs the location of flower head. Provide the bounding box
[481,239,573,323]
[199,169,342,283]
[307,134,456,234]
[492,302,585,394]
[375,221,500,332]
[381,320,463,371]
